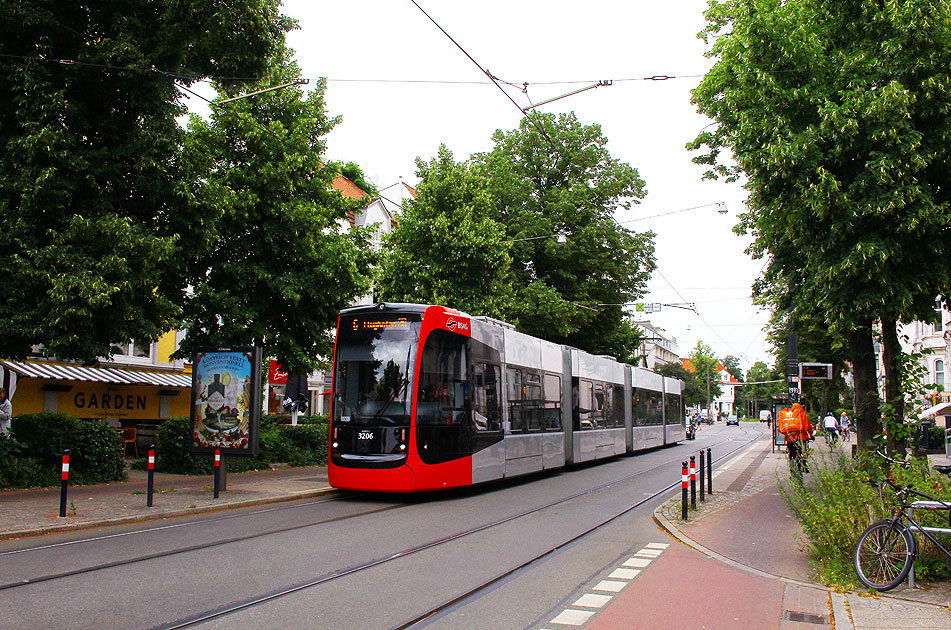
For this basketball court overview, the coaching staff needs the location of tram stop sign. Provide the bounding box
[799,362,833,380]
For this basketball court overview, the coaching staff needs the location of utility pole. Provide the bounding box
[706,361,711,420]
[787,333,800,404]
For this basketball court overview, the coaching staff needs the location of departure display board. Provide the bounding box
[799,363,833,380]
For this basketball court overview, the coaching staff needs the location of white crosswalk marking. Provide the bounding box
[550,609,595,625]
[622,557,652,568]
[573,594,613,608]
[543,543,670,628]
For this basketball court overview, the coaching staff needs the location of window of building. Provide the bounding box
[109,340,153,361]
[935,360,944,387]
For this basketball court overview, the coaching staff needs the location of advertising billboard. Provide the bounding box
[189,347,262,456]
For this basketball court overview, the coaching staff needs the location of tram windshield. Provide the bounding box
[333,314,421,428]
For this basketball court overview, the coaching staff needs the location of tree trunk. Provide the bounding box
[880,318,906,457]
[848,320,879,452]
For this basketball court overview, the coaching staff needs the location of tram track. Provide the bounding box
[390,433,762,630]
[0,500,403,592]
[152,433,763,630]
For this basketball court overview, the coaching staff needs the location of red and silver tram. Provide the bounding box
[328,303,685,492]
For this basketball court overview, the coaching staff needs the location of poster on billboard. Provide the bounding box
[189,347,262,456]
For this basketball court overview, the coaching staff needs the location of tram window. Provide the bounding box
[665,394,683,425]
[543,374,562,431]
[578,380,596,429]
[605,384,625,427]
[472,363,502,432]
[506,367,525,433]
[633,388,663,426]
[525,371,544,432]
[594,384,606,427]
[417,329,469,427]
[647,391,664,425]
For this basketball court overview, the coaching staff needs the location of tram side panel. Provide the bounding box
[663,376,687,444]
[631,367,665,451]
[471,320,568,482]
[570,349,627,463]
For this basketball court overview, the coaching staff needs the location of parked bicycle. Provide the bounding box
[852,452,951,591]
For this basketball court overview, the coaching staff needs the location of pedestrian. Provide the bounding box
[823,411,838,444]
[0,387,11,438]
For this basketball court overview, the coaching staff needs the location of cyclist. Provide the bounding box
[838,412,850,441]
[778,403,814,477]
[822,411,839,444]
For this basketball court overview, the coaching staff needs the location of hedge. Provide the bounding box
[151,415,329,475]
[0,413,126,488]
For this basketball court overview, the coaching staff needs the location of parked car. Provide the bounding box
[759,410,772,423]
[726,414,739,426]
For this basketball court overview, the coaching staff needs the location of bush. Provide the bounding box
[1,413,126,487]
[154,416,329,475]
[156,416,213,475]
[782,447,951,588]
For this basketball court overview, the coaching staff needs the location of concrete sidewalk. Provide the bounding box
[654,437,951,630]
[0,464,333,540]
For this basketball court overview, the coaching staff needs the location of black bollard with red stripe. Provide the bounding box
[213,449,221,499]
[690,455,697,508]
[699,449,705,501]
[681,460,688,520]
[147,445,155,507]
[59,450,70,518]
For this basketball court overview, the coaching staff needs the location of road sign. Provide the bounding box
[799,362,833,380]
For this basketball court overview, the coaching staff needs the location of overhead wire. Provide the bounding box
[653,268,758,363]
[407,0,559,149]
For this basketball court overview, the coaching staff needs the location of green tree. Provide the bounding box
[689,0,951,452]
[688,341,723,410]
[177,47,374,374]
[476,112,656,361]
[377,145,514,319]
[329,161,377,199]
[721,355,743,382]
[0,1,287,362]
[654,361,704,407]
[741,360,784,417]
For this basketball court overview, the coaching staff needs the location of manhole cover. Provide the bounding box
[783,610,826,625]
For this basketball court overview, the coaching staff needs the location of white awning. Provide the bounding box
[918,402,951,419]
[0,360,191,388]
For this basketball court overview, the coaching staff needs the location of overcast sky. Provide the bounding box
[274,0,773,371]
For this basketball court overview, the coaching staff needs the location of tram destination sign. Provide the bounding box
[799,362,833,380]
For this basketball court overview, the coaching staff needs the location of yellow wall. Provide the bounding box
[11,379,190,420]
[157,331,177,364]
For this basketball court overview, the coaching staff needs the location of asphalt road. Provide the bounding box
[0,423,764,630]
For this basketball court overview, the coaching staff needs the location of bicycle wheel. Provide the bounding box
[853,519,915,591]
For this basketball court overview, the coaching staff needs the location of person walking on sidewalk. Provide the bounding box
[823,412,838,444]
[0,387,11,437]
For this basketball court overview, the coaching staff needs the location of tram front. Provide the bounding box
[328,305,423,491]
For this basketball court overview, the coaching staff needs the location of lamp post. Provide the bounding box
[706,361,711,421]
